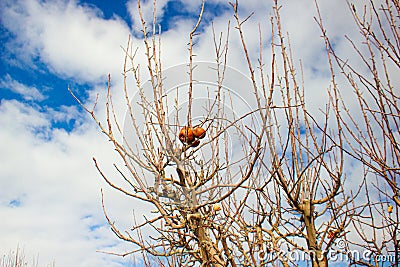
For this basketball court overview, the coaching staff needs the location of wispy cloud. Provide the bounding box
[0,74,46,101]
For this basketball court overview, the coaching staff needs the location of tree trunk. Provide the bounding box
[302,200,328,267]
[188,212,225,267]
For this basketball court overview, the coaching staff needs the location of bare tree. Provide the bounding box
[248,1,355,266]
[72,0,266,265]
[71,0,399,266]
[314,0,399,265]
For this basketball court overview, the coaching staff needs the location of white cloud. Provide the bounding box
[1,0,131,83]
[0,98,140,267]
[0,74,46,101]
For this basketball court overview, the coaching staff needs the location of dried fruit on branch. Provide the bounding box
[179,127,195,143]
[388,205,393,213]
[213,203,221,212]
[191,139,201,147]
[193,127,206,139]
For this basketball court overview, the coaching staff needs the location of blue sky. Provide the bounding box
[0,0,382,266]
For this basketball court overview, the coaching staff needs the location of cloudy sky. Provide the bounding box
[0,0,374,266]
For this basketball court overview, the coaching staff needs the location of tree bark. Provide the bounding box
[302,200,328,267]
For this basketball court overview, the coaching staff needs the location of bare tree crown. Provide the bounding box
[71,0,399,266]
